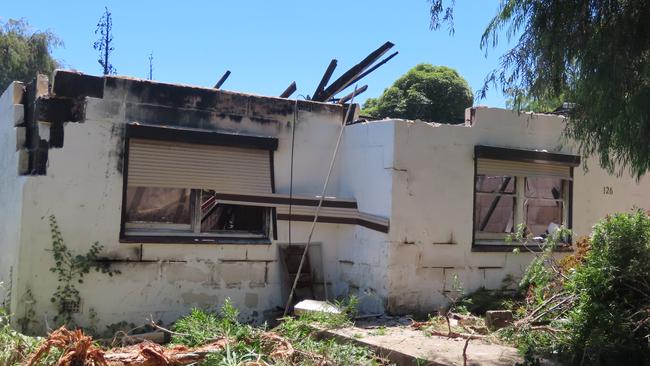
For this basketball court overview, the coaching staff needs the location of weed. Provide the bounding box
[47,215,120,326]
[369,325,387,336]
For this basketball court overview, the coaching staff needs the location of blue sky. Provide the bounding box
[3,1,512,107]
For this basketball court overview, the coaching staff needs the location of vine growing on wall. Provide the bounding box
[47,215,120,326]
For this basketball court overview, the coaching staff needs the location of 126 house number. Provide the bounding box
[603,186,614,195]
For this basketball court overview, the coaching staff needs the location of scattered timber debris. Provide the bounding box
[28,327,107,366]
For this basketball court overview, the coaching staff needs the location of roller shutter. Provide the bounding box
[477,158,572,180]
[127,138,272,194]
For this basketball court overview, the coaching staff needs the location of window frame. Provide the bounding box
[474,176,517,240]
[471,146,578,252]
[119,124,278,244]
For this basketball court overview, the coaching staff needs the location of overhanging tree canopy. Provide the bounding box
[430,0,650,178]
[0,19,60,92]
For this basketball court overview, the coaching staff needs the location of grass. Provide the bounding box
[170,296,389,366]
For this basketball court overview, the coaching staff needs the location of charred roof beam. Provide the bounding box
[314,41,394,102]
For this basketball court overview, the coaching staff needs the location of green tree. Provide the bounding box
[0,19,60,92]
[362,64,473,123]
[430,0,650,178]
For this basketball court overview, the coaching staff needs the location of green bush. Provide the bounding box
[362,64,473,123]
[564,210,650,365]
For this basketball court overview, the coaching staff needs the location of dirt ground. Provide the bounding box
[319,316,524,366]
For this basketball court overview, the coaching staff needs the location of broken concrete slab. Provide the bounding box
[319,318,523,366]
[294,300,341,316]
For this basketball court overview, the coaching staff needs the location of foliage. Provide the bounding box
[563,210,650,365]
[171,299,248,347]
[94,7,116,75]
[504,88,564,113]
[431,1,650,177]
[172,297,384,365]
[0,19,60,91]
[47,215,120,327]
[459,287,522,316]
[428,0,455,34]
[501,210,650,365]
[0,308,62,366]
[362,64,473,123]
[275,316,380,366]
[0,306,38,365]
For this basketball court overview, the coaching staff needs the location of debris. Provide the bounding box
[485,310,514,330]
[28,326,107,366]
[104,339,229,365]
[294,300,341,316]
[27,326,232,366]
[260,332,294,360]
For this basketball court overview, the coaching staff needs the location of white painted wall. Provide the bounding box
[0,82,26,317]
[334,121,395,313]
[8,82,374,333]
[383,107,650,314]
[6,73,650,333]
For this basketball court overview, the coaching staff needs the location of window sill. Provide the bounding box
[120,235,272,245]
[471,243,573,253]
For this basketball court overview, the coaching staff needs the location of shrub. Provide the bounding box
[564,210,650,365]
[508,210,650,364]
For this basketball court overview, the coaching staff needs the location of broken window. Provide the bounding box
[474,160,572,244]
[524,177,565,238]
[125,187,270,239]
[474,176,516,236]
[126,187,191,226]
[122,135,274,241]
[200,190,268,235]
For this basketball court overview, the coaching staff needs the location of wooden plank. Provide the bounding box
[213,70,231,89]
[312,59,337,101]
[280,81,297,98]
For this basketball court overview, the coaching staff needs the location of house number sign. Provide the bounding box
[603,186,614,195]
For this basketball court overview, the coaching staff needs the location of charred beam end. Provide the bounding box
[214,70,231,89]
[315,41,394,102]
[312,59,337,101]
[280,82,297,98]
[28,139,48,175]
[35,97,85,124]
[23,76,49,175]
[51,70,104,99]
